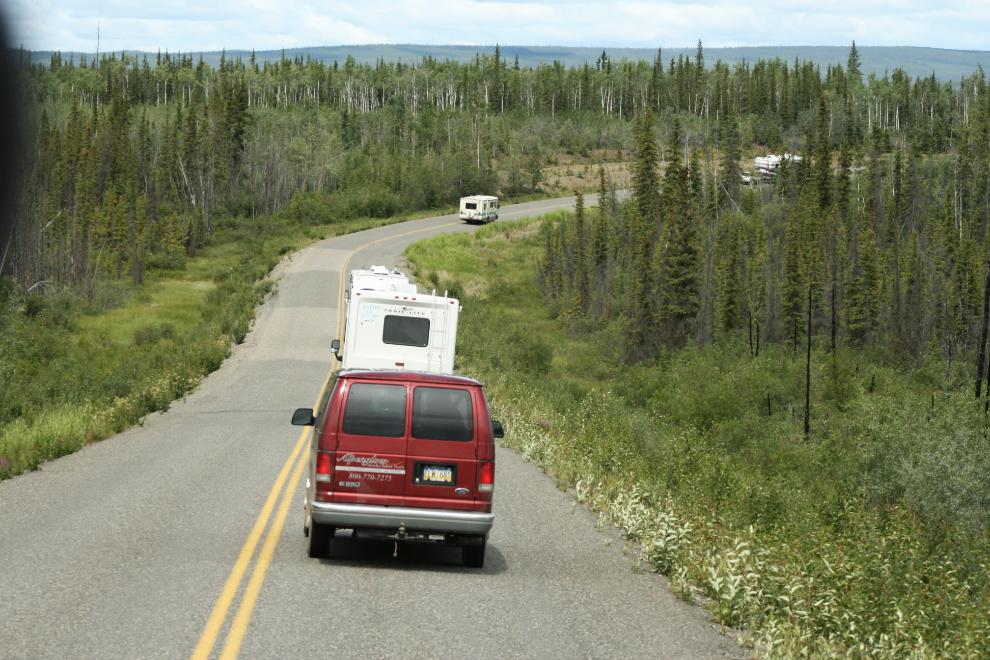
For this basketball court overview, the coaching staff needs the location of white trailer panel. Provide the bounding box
[338,266,460,375]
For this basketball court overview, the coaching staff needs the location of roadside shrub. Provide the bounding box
[144,251,187,271]
[513,334,553,374]
[134,322,177,346]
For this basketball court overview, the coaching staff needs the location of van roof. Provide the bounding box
[338,369,482,387]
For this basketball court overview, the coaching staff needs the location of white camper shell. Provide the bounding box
[337,266,460,375]
[460,195,499,224]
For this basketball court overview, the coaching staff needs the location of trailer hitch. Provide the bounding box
[392,524,407,558]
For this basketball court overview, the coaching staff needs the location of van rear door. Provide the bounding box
[405,385,478,511]
[333,380,408,506]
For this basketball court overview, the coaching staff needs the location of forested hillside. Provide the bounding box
[10,43,990,370]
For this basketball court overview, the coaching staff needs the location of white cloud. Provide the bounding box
[5,0,990,52]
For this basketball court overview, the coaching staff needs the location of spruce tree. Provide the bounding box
[814,95,832,214]
[720,110,741,209]
[846,207,880,344]
[715,216,743,332]
[782,204,805,350]
[573,190,589,313]
[625,108,661,359]
[658,117,701,347]
[593,165,610,268]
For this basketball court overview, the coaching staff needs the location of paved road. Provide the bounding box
[0,196,744,659]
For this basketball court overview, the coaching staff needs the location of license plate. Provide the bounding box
[415,463,456,485]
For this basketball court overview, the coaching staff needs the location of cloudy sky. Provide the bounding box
[6,0,989,53]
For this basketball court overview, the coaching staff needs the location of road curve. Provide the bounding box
[0,196,744,659]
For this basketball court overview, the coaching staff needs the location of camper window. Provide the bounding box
[383,315,431,347]
[464,202,477,210]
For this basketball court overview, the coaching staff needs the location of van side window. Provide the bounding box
[383,315,430,347]
[412,387,473,441]
[342,383,407,437]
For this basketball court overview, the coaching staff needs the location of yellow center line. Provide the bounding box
[217,446,310,660]
[190,217,461,660]
[189,428,309,660]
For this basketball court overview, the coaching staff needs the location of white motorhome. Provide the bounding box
[459,195,499,224]
[332,266,460,375]
[754,154,803,176]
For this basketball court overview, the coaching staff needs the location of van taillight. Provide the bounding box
[316,452,332,482]
[478,461,494,492]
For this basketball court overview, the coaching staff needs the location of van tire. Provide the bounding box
[461,535,487,568]
[308,521,335,558]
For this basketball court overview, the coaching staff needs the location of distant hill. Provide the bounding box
[29,44,989,82]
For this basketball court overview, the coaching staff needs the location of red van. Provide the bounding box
[292,370,503,568]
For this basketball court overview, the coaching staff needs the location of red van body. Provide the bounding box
[294,370,499,567]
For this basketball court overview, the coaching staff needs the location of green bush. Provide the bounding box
[144,251,187,272]
[134,322,177,346]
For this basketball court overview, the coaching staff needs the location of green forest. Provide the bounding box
[4,40,990,445]
[11,41,987,298]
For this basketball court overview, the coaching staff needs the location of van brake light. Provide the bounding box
[316,451,332,482]
[478,461,494,492]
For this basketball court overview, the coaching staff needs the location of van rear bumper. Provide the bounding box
[311,502,494,535]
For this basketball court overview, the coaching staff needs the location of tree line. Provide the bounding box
[8,41,990,355]
[538,71,990,378]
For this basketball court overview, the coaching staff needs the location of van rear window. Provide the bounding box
[342,383,407,437]
[383,315,430,347]
[412,387,473,441]
[464,202,477,210]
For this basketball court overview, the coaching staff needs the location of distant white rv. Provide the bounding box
[755,154,803,176]
[459,195,499,224]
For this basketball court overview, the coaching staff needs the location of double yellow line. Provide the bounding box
[189,218,461,659]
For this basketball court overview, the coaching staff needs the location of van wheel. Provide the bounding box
[462,535,487,568]
[308,521,335,558]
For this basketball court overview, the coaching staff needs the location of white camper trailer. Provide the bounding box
[348,265,418,295]
[459,195,499,224]
[754,154,803,177]
[334,266,460,375]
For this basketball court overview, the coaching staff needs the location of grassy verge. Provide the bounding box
[0,204,464,481]
[406,212,990,659]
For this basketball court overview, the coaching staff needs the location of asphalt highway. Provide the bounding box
[0,196,745,659]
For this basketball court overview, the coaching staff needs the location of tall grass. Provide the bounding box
[407,212,990,658]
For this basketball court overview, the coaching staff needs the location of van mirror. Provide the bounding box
[330,339,342,361]
[291,408,315,426]
[491,420,505,439]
